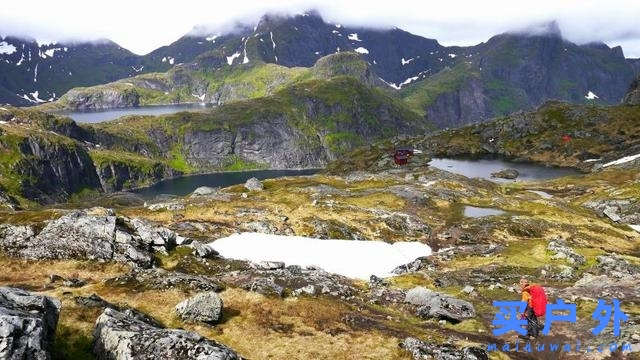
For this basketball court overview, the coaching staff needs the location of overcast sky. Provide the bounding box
[2,0,640,58]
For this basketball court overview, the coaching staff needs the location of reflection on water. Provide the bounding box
[58,103,212,123]
[134,169,319,199]
[463,206,506,218]
[428,158,578,182]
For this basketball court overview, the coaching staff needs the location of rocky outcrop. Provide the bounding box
[0,287,61,360]
[0,207,183,268]
[61,87,140,110]
[93,307,240,360]
[94,159,181,192]
[623,76,640,105]
[400,337,488,360]
[175,292,224,324]
[404,287,476,323]
[490,168,519,179]
[105,268,224,292]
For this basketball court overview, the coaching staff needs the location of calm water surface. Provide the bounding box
[59,103,211,123]
[134,169,319,199]
[428,158,578,182]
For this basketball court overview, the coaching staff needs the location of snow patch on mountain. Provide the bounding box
[585,91,598,100]
[270,32,278,62]
[603,153,640,167]
[354,47,369,54]
[0,41,16,55]
[401,57,414,65]
[226,52,241,65]
[348,33,361,42]
[206,35,219,43]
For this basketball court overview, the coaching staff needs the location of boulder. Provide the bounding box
[241,277,284,297]
[405,287,476,323]
[0,287,61,360]
[490,168,519,179]
[251,261,285,270]
[93,308,240,360]
[190,186,219,197]
[400,337,488,360]
[175,292,223,324]
[547,238,586,265]
[0,208,185,268]
[244,177,264,191]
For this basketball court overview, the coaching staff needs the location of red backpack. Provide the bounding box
[529,285,547,317]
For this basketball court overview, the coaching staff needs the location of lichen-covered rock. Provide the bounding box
[0,287,61,360]
[244,177,263,191]
[175,292,223,324]
[0,208,187,268]
[547,238,586,265]
[405,287,476,323]
[400,337,488,360]
[105,268,224,292]
[93,307,240,360]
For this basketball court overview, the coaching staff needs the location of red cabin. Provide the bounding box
[393,147,414,165]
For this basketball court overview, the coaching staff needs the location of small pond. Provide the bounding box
[428,158,579,182]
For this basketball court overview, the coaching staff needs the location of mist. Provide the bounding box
[1,0,639,57]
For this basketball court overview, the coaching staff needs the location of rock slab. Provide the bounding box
[175,292,224,324]
[0,287,61,360]
[93,307,240,360]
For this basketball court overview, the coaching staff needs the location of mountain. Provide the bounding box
[0,32,237,107]
[0,72,430,205]
[3,12,638,130]
[399,24,636,128]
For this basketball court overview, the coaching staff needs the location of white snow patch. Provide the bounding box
[448,53,457,58]
[162,57,167,62]
[401,57,414,66]
[602,153,640,167]
[347,33,361,42]
[242,39,250,64]
[354,47,369,54]
[629,225,640,233]
[585,91,598,100]
[400,76,419,86]
[0,41,17,55]
[16,52,24,66]
[44,48,63,57]
[33,63,38,82]
[29,91,46,103]
[226,52,241,65]
[314,51,320,55]
[131,65,144,72]
[335,24,342,28]
[206,35,219,43]
[208,233,431,279]
[583,158,601,163]
[192,93,206,101]
[332,30,341,35]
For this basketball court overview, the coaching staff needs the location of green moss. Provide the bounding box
[51,324,94,360]
[168,144,193,173]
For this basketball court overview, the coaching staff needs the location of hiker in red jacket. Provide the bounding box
[520,277,546,338]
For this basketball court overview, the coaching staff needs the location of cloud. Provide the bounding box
[0,0,639,57]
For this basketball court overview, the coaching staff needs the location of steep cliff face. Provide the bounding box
[0,127,101,204]
[623,76,640,105]
[59,87,141,110]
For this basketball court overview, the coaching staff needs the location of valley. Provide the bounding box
[1,7,640,360]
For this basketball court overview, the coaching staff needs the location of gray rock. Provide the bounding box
[596,254,640,278]
[190,186,219,197]
[244,177,263,191]
[241,277,284,297]
[490,168,519,179]
[0,287,61,360]
[0,208,186,268]
[251,261,285,270]
[93,307,240,360]
[400,337,488,360]
[243,220,278,234]
[405,287,476,323]
[105,268,223,292]
[175,292,223,324]
[547,238,586,265]
[187,241,219,259]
